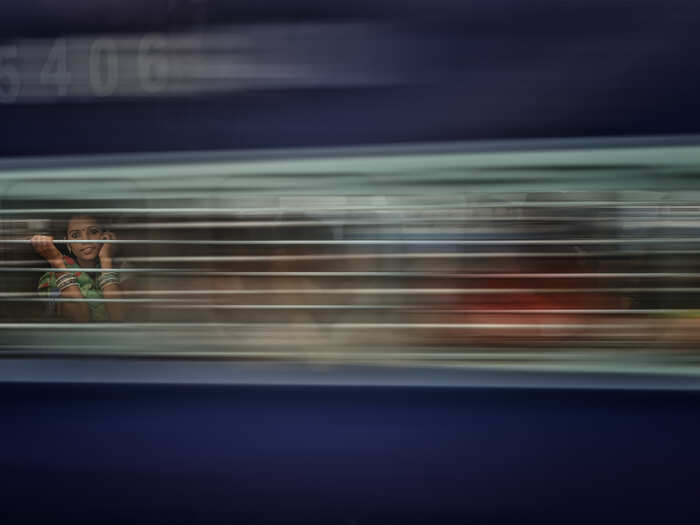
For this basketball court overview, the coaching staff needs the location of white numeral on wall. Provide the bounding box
[89,38,118,96]
[138,35,168,93]
[0,47,20,103]
[40,39,71,96]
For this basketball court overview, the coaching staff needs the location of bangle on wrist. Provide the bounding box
[98,271,120,290]
[56,273,79,292]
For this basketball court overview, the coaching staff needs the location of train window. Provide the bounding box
[2,142,700,369]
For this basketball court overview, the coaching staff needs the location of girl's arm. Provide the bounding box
[32,235,91,322]
[98,231,127,322]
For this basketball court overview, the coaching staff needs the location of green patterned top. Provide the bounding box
[37,255,109,321]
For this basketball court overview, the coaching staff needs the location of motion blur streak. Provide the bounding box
[2,137,700,375]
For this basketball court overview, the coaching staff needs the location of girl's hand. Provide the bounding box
[98,231,117,263]
[31,235,64,268]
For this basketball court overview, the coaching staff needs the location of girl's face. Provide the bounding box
[66,216,103,262]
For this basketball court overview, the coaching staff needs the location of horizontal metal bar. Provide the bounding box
[0,322,651,330]
[1,203,699,215]
[131,272,700,279]
[152,305,700,314]
[6,252,700,267]
[106,217,700,228]
[7,288,700,296]
[4,271,700,279]
[0,267,157,273]
[6,237,700,245]
[7,217,700,229]
[103,272,700,280]
[0,300,401,308]
[5,264,700,281]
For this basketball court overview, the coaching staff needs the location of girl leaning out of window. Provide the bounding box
[31,215,127,322]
